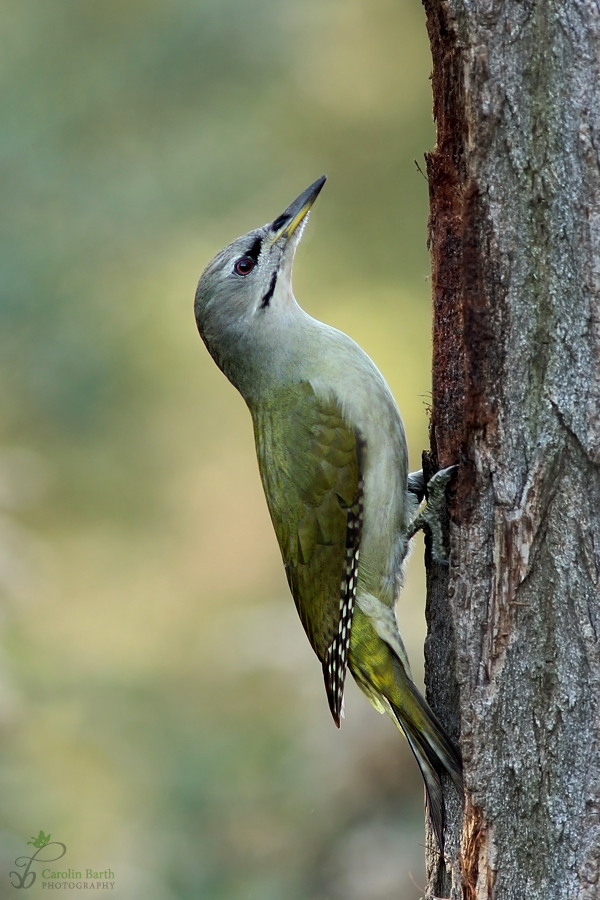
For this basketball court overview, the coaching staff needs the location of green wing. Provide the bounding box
[252,382,363,722]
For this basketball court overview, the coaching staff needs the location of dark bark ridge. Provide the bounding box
[422,1,600,898]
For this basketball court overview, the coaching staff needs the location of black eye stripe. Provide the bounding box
[245,235,262,262]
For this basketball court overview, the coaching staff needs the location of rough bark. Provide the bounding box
[421,1,600,898]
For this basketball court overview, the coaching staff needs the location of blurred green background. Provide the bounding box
[0,1,435,897]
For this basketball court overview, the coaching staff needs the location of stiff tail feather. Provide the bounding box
[390,675,463,850]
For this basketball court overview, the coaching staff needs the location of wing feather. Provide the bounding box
[252,382,364,723]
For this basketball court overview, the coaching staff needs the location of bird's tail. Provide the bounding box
[349,609,462,849]
[387,660,463,850]
[348,604,463,850]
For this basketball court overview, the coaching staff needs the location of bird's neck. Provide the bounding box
[213,295,319,406]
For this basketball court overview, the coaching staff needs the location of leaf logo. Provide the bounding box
[26,832,51,850]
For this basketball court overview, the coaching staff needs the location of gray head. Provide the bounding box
[194,176,326,391]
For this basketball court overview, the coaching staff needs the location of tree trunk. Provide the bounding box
[421,1,600,898]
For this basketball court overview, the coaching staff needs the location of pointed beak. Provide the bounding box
[270,175,327,241]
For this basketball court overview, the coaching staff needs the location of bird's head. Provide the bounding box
[194,176,326,378]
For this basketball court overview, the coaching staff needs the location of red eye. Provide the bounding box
[234,256,255,276]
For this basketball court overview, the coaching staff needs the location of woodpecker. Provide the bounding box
[194,176,462,847]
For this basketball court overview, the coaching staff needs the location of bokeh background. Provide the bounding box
[0,1,436,897]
